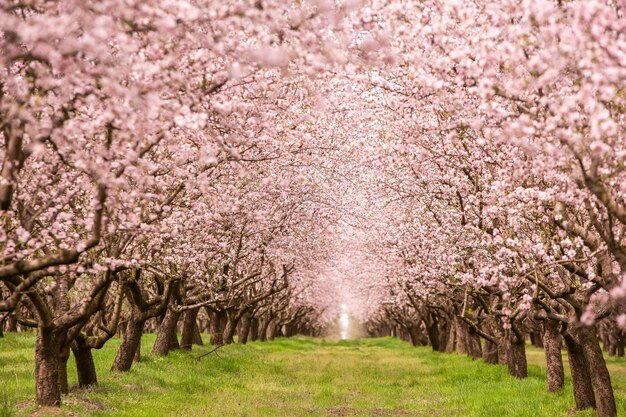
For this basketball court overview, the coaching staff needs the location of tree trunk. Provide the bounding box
[497,337,508,366]
[407,325,421,347]
[577,326,617,417]
[445,320,456,353]
[72,337,98,388]
[267,321,278,341]
[35,326,61,406]
[455,316,468,355]
[238,312,251,344]
[426,319,441,351]
[5,313,17,332]
[0,313,7,337]
[153,308,181,356]
[112,317,144,372]
[180,308,200,350]
[288,323,298,337]
[222,310,239,344]
[258,316,271,342]
[209,310,226,346]
[564,334,596,410]
[463,323,482,360]
[438,320,450,351]
[482,339,498,364]
[192,319,203,346]
[249,317,259,342]
[617,329,624,358]
[506,331,527,379]
[543,320,564,392]
[134,336,141,362]
[58,346,70,395]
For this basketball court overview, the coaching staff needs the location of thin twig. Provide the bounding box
[196,344,225,360]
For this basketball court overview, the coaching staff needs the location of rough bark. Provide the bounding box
[134,336,141,363]
[35,326,61,406]
[505,330,527,379]
[112,317,144,372]
[496,338,508,366]
[58,346,70,394]
[152,308,181,356]
[577,326,617,417]
[238,312,251,344]
[6,313,17,332]
[444,320,456,353]
[258,316,271,342]
[543,320,564,392]
[180,307,200,350]
[209,309,226,346]
[564,333,596,410]
[192,320,203,346]
[249,317,259,342]
[407,325,422,347]
[266,321,277,341]
[465,327,482,359]
[455,316,467,355]
[72,337,98,388]
[222,310,239,344]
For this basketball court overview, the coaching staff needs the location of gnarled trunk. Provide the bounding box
[72,337,98,388]
[180,308,200,350]
[445,320,456,353]
[6,313,17,332]
[407,325,421,347]
[238,312,251,344]
[564,333,596,410]
[58,345,70,395]
[496,337,508,365]
[466,328,482,359]
[249,317,259,342]
[112,316,144,372]
[152,308,180,356]
[35,326,61,406]
[505,330,527,379]
[543,320,564,392]
[267,321,278,341]
[455,316,467,355]
[222,310,239,344]
[209,309,226,346]
[575,325,617,417]
[258,316,271,342]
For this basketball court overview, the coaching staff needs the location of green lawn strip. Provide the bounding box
[1,334,625,416]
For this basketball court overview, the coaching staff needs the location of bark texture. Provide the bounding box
[152,308,181,356]
[112,317,144,372]
[543,320,564,392]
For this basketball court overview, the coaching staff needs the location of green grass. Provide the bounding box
[1,333,625,416]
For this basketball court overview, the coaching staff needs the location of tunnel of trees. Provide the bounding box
[1,1,625,417]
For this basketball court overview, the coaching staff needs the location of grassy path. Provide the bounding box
[1,334,625,416]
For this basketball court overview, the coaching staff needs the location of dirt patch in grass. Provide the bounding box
[28,406,78,417]
[327,407,416,416]
[371,408,413,416]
